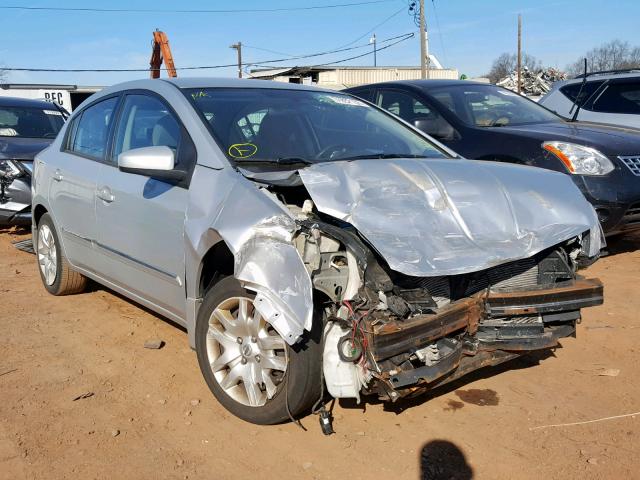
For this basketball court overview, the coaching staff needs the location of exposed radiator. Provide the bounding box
[465,257,539,295]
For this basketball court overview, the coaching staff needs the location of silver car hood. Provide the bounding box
[299,158,603,277]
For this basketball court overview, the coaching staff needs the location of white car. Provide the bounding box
[540,70,640,129]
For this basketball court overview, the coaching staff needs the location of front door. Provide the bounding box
[48,96,118,271]
[94,93,193,319]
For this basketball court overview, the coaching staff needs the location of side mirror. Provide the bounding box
[413,118,456,141]
[118,146,185,181]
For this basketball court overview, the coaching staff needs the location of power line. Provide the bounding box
[243,6,405,60]
[248,33,414,70]
[1,33,414,73]
[431,0,448,67]
[0,1,395,14]
[336,6,406,48]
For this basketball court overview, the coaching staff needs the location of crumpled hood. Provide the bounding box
[299,158,603,277]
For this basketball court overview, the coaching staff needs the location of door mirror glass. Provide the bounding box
[118,146,181,178]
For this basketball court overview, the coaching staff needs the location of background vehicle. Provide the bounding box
[539,70,640,128]
[0,96,65,226]
[346,80,640,235]
[33,78,603,425]
[0,83,100,113]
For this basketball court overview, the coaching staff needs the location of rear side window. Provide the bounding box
[346,88,375,103]
[592,82,640,114]
[70,97,118,159]
[560,81,604,107]
[113,94,181,158]
[377,89,437,119]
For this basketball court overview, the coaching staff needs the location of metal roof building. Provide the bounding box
[249,66,459,89]
[0,84,103,111]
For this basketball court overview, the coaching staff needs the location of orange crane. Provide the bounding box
[149,30,177,78]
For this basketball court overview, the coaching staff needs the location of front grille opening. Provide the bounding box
[391,248,575,311]
[619,156,640,177]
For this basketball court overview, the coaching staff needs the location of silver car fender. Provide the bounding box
[184,167,313,347]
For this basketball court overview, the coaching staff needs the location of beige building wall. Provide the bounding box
[317,68,459,89]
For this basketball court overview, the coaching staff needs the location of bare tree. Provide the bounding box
[568,40,640,76]
[487,52,541,83]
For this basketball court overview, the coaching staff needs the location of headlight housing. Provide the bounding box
[0,159,23,178]
[542,141,614,175]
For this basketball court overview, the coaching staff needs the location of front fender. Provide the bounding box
[235,236,313,344]
[185,167,313,346]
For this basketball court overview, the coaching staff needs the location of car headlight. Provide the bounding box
[0,159,23,178]
[542,142,614,175]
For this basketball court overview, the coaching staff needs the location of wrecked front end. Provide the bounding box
[233,158,605,403]
[295,218,603,402]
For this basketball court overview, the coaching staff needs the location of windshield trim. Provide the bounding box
[426,83,564,128]
[181,86,455,169]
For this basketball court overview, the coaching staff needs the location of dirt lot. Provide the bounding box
[1,228,639,480]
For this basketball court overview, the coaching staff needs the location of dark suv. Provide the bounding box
[346,80,640,235]
[0,96,65,225]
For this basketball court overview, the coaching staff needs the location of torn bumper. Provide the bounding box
[369,277,603,389]
[0,201,31,225]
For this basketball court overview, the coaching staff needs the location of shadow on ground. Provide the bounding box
[420,439,473,480]
[603,231,640,257]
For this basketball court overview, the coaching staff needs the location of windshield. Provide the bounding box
[429,84,561,127]
[0,106,64,138]
[185,88,450,164]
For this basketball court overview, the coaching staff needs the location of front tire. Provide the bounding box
[36,213,87,295]
[195,277,322,425]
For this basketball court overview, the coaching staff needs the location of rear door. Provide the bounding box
[94,92,195,319]
[48,95,118,271]
[579,78,640,128]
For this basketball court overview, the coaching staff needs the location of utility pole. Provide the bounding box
[419,0,426,79]
[370,33,377,67]
[230,42,242,79]
[517,14,522,94]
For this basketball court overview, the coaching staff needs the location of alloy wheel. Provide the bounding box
[37,224,57,286]
[206,296,288,407]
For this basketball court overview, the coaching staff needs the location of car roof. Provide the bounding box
[345,79,490,91]
[0,96,58,109]
[99,77,340,95]
[555,71,640,88]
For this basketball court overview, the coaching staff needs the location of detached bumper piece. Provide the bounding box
[0,201,31,226]
[369,277,603,390]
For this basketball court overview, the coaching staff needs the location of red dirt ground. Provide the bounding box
[1,228,639,479]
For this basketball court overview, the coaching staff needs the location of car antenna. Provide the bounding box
[569,58,588,122]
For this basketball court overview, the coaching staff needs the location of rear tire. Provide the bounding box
[195,276,322,425]
[36,213,87,296]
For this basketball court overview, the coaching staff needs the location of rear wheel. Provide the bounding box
[195,276,322,424]
[36,213,87,295]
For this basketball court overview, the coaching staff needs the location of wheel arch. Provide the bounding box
[33,203,48,226]
[197,239,235,298]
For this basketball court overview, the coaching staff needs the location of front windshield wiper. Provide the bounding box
[333,153,431,161]
[234,157,313,166]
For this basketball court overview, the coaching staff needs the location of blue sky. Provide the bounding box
[1,0,639,85]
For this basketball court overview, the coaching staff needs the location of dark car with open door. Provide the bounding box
[345,80,640,236]
[0,96,65,225]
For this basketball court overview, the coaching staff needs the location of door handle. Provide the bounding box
[97,186,115,203]
[53,169,63,182]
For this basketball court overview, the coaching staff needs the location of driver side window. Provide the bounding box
[113,94,181,162]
